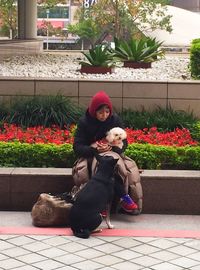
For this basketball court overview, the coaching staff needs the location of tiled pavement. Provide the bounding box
[0,213,200,270]
[1,234,200,270]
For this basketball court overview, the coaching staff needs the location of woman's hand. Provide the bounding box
[96,141,112,153]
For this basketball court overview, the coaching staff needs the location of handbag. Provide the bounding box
[31,193,73,227]
[31,186,84,227]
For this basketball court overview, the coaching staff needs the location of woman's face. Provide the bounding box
[96,105,110,122]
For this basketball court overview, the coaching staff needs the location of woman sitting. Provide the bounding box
[72,91,143,215]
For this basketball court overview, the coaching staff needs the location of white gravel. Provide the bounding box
[0,53,191,80]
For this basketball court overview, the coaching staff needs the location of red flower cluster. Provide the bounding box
[0,124,197,147]
[125,127,198,147]
[0,124,74,145]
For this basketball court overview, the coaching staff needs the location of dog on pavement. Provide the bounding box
[69,155,118,239]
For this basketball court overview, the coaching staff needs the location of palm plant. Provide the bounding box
[113,37,164,63]
[80,44,115,67]
[5,95,84,128]
[119,106,197,131]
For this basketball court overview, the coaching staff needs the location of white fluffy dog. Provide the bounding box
[106,127,127,149]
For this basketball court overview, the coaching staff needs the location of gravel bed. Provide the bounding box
[0,53,191,80]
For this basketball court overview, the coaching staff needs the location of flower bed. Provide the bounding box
[0,124,199,169]
[0,124,74,144]
[0,124,198,147]
[126,127,198,147]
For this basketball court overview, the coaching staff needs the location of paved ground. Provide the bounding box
[0,212,200,270]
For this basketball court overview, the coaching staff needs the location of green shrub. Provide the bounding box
[183,147,200,169]
[125,144,178,169]
[112,37,164,63]
[0,102,9,127]
[0,142,75,167]
[0,95,198,133]
[190,39,200,79]
[2,95,84,128]
[80,44,115,67]
[125,144,200,170]
[119,106,198,131]
[0,142,199,169]
[191,38,200,44]
[190,121,200,141]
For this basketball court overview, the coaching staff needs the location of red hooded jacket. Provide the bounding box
[88,91,113,118]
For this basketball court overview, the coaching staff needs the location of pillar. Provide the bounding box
[18,0,37,39]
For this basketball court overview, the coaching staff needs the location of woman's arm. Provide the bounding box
[73,120,97,158]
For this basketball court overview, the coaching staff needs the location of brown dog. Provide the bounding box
[31,193,72,227]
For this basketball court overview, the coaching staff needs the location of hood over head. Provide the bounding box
[88,91,113,118]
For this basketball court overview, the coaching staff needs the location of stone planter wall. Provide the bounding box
[80,65,113,74]
[123,61,152,69]
[0,77,200,117]
[0,168,200,214]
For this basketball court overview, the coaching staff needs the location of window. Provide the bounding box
[37,6,69,19]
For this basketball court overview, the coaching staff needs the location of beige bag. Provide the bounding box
[31,193,72,227]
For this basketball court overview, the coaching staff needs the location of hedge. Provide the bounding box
[0,142,200,170]
[190,39,200,79]
[126,144,200,169]
[0,142,75,168]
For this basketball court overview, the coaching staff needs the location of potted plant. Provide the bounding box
[79,44,115,74]
[112,37,164,69]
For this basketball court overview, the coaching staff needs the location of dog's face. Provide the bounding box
[106,127,127,144]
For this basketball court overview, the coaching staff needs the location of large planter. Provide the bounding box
[123,61,152,69]
[80,65,113,74]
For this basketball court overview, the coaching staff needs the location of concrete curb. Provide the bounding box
[0,168,199,214]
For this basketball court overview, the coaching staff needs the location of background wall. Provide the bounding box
[0,78,200,117]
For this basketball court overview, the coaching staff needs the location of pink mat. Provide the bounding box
[0,227,200,238]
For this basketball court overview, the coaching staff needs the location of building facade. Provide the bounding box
[171,0,200,12]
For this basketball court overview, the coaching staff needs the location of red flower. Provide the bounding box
[0,124,198,147]
[125,127,198,147]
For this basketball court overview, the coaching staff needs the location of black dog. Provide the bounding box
[69,155,118,239]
